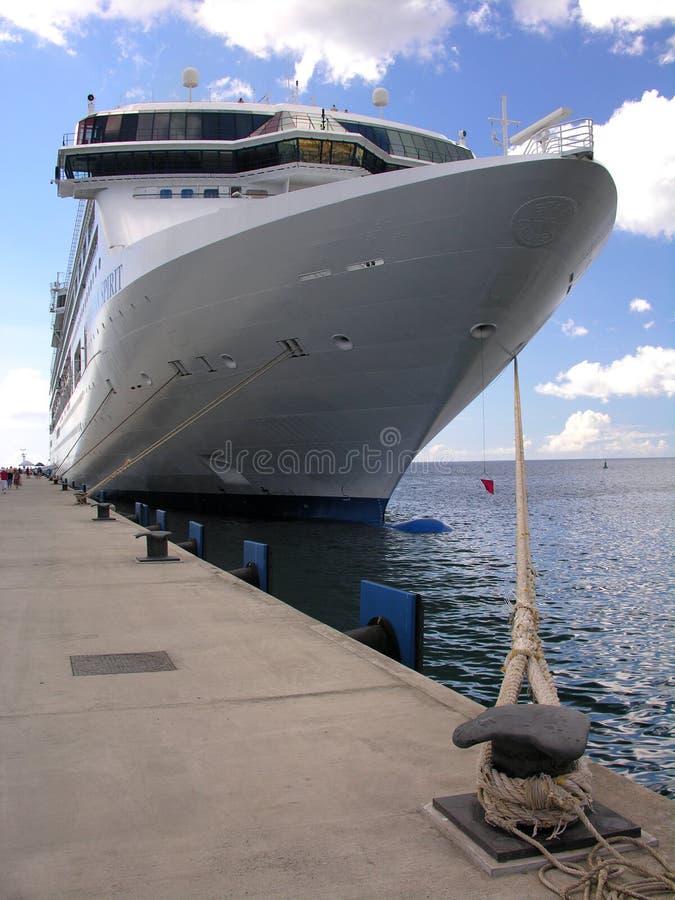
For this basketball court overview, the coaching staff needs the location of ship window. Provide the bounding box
[186,112,202,139]
[181,188,194,198]
[201,115,221,140]
[104,115,123,142]
[73,342,82,384]
[388,133,406,157]
[204,188,219,198]
[160,188,173,199]
[237,142,281,170]
[76,111,275,146]
[63,140,405,179]
[119,114,138,141]
[137,113,154,141]
[152,113,170,140]
[170,113,186,140]
[278,140,298,163]
[337,120,473,162]
[330,141,355,165]
[298,139,321,163]
[77,116,96,145]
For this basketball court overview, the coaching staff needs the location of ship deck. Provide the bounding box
[1,479,671,898]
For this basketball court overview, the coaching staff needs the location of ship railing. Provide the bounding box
[518,118,594,158]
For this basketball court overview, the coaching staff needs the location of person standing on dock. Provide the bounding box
[6,468,13,489]
[13,469,21,488]
[0,468,7,493]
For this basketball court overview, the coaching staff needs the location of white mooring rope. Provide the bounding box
[475,357,674,898]
[82,346,295,500]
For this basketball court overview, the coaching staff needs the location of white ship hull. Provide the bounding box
[51,150,616,521]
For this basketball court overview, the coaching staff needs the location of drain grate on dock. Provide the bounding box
[70,651,176,676]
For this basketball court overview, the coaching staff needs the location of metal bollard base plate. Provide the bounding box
[428,794,644,868]
[136,555,181,563]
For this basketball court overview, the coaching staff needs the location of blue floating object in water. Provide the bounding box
[389,517,452,534]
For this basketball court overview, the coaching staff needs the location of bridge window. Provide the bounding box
[64,140,405,179]
[159,188,172,199]
[181,188,194,198]
[152,113,171,141]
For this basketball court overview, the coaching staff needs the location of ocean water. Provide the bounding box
[123,458,675,798]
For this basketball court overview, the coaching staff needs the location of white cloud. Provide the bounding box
[540,408,669,454]
[0,30,22,43]
[542,408,610,451]
[610,34,645,57]
[195,0,457,87]
[594,91,675,240]
[415,442,455,462]
[510,0,576,30]
[0,368,50,466]
[208,76,255,101]
[467,2,500,33]
[562,318,589,337]
[415,438,532,462]
[507,0,675,34]
[577,1,675,32]
[535,346,675,400]
[630,298,653,313]
[124,86,150,101]
[659,34,675,64]
[1,1,456,86]
[644,320,655,330]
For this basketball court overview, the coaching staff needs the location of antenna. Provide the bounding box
[372,87,389,118]
[182,67,199,102]
[488,96,520,156]
[510,106,573,145]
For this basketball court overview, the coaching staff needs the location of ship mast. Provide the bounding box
[489,95,520,156]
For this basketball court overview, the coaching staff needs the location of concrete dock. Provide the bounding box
[2,479,672,899]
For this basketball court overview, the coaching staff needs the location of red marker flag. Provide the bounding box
[481,478,495,494]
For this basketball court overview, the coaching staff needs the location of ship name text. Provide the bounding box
[100,265,123,306]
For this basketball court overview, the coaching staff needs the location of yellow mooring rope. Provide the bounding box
[82,345,295,500]
[475,357,674,898]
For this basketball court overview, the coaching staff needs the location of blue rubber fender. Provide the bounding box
[389,517,452,533]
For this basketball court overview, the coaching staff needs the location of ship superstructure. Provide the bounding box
[50,82,616,521]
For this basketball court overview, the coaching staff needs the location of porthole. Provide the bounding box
[469,323,497,340]
[140,372,153,386]
[332,334,353,351]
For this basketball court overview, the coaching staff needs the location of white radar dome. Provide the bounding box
[372,87,389,108]
[182,67,199,89]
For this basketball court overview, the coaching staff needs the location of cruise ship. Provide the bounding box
[49,76,617,522]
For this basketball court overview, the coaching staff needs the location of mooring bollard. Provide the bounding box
[453,705,591,779]
[344,580,424,672]
[135,530,180,563]
[176,521,204,558]
[228,540,269,591]
[92,502,115,522]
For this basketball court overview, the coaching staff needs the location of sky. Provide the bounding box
[0,0,673,467]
